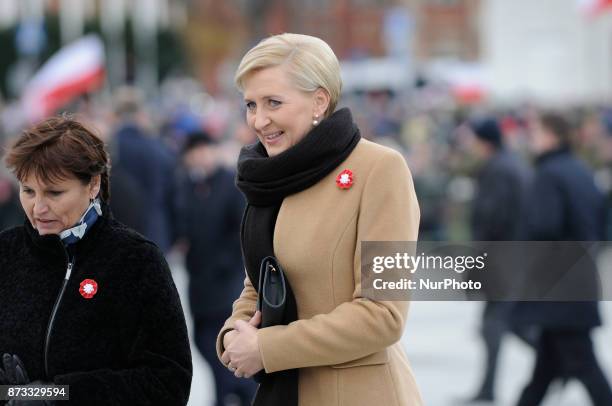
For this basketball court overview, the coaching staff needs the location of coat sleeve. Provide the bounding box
[257,149,420,372]
[53,247,192,406]
[472,168,523,240]
[525,170,565,240]
[215,274,258,362]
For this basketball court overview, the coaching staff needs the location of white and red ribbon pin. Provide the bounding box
[336,169,354,189]
[79,279,98,299]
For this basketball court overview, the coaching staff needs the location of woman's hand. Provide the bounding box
[222,330,238,353]
[220,329,238,372]
[221,311,260,365]
[225,311,263,378]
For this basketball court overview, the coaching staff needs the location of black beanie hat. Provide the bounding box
[181,130,216,156]
[469,118,503,148]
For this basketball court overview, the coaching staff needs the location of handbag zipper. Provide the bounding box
[44,260,74,380]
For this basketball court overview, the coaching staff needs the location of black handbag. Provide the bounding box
[257,256,287,327]
[253,256,287,383]
[249,255,298,405]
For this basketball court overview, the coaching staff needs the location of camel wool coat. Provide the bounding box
[217,139,423,406]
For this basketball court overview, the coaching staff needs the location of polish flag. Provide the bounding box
[428,60,488,104]
[22,35,105,122]
[447,63,488,104]
[578,0,612,17]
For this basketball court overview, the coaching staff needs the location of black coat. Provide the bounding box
[115,123,177,252]
[471,149,530,241]
[175,167,245,319]
[512,148,606,330]
[469,149,530,299]
[109,165,148,236]
[0,208,192,405]
[0,181,22,233]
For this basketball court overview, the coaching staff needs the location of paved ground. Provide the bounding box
[169,253,612,406]
[404,301,612,406]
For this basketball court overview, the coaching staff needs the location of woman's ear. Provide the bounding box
[90,175,101,199]
[313,88,331,117]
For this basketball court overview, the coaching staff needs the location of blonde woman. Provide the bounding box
[217,33,422,406]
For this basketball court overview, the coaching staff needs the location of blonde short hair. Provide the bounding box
[235,33,342,117]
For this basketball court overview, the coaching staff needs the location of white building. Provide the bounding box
[480,0,612,105]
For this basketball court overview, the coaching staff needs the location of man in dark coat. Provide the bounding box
[470,117,530,242]
[112,87,176,253]
[465,117,531,403]
[175,132,256,406]
[513,112,612,406]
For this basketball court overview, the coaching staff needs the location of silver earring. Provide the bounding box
[313,114,320,126]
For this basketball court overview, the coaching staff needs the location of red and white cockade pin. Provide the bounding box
[336,169,354,189]
[79,279,98,299]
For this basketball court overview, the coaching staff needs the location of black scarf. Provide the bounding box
[236,108,360,406]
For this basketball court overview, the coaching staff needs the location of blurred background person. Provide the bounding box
[175,131,254,406]
[462,116,532,404]
[512,111,612,406]
[111,86,177,253]
[107,158,149,236]
[0,170,22,232]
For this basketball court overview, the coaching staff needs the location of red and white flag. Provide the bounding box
[446,63,488,104]
[578,0,612,17]
[22,35,105,122]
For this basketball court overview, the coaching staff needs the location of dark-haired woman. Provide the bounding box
[0,117,192,405]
